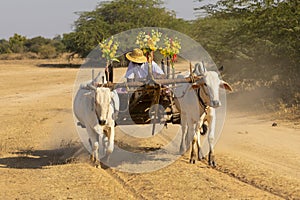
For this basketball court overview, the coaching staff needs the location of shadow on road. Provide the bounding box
[0,146,84,169]
[37,63,81,68]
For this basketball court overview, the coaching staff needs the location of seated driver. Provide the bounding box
[125,48,165,81]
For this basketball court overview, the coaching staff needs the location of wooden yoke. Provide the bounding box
[96,76,204,90]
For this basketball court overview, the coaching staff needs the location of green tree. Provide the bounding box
[63,0,190,57]
[25,36,51,53]
[193,0,299,70]
[38,44,57,59]
[24,35,65,57]
[52,35,66,54]
[8,33,27,53]
[0,39,11,54]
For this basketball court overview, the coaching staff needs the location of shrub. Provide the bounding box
[38,44,57,59]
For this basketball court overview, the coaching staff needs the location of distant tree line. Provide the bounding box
[2,0,298,70]
[0,34,65,59]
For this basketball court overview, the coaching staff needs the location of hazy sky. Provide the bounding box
[0,0,214,40]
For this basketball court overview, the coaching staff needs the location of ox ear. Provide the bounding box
[218,65,224,73]
[220,81,233,92]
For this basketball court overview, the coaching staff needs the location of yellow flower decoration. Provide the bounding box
[159,36,181,68]
[99,36,120,64]
[136,30,162,55]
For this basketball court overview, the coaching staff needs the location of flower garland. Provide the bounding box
[159,36,181,68]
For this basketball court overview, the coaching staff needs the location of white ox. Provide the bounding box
[174,62,232,167]
[73,84,117,164]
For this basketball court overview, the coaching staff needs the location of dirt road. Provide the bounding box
[0,60,299,199]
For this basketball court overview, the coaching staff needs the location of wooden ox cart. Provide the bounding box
[93,62,203,135]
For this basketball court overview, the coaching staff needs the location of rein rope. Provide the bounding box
[197,86,209,113]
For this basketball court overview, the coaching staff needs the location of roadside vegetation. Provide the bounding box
[0,34,65,59]
[193,0,299,120]
[0,0,298,119]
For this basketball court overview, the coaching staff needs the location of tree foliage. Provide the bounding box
[193,0,299,107]
[8,33,27,53]
[38,44,57,59]
[193,0,299,74]
[0,39,11,54]
[25,36,51,53]
[62,0,191,57]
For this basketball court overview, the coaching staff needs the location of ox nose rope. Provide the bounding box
[197,87,209,113]
[91,96,95,111]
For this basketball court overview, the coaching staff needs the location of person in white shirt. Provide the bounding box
[125,48,164,81]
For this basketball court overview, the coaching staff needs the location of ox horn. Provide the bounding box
[199,61,207,75]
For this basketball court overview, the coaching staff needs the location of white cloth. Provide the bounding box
[125,61,164,79]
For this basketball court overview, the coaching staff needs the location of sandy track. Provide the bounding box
[0,60,299,199]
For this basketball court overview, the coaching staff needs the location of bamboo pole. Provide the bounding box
[166,57,170,79]
[161,59,165,74]
[151,85,161,135]
[189,62,195,83]
[147,51,155,81]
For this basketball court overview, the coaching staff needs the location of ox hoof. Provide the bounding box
[189,159,196,164]
[208,153,216,168]
[209,160,216,168]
